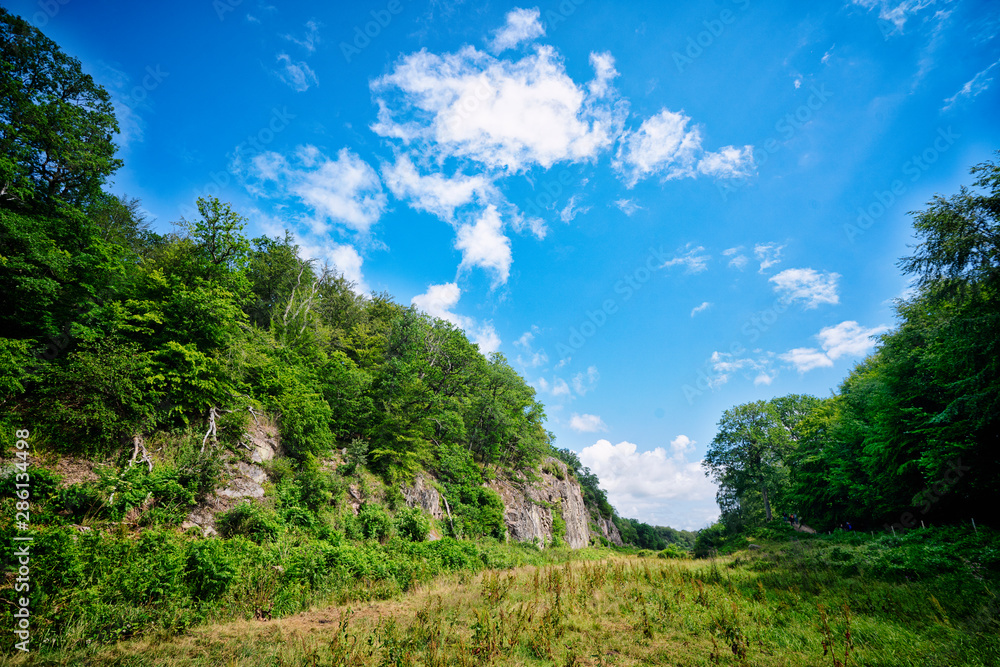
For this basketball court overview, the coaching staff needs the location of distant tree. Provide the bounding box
[0,8,122,210]
[704,399,801,525]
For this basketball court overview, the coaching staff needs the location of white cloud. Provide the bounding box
[851,0,936,33]
[579,439,718,530]
[816,320,889,360]
[569,413,608,433]
[781,320,888,372]
[410,282,502,354]
[488,7,545,53]
[613,199,642,216]
[660,244,710,274]
[588,51,619,97]
[670,434,695,455]
[515,326,549,368]
[707,350,775,387]
[754,372,775,386]
[943,59,999,111]
[455,205,513,285]
[780,347,835,372]
[697,145,755,179]
[382,154,496,222]
[551,378,571,396]
[276,53,318,92]
[283,20,320,53]
[371,43,624,172]
[559,195,590,223]
[690,301,712,317]
[723,246,748,270]
[754,242,784,273]
[572,365,599,396]
[248,146,387,234]
[769,268,840,308]
[297,241,368,295]
[615,109,702,186]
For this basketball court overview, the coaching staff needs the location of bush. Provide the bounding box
[358,502,392,541]
[395,506,430,542]
[217,501,281,542]
[658,544,689,559]
[186,539,237,600]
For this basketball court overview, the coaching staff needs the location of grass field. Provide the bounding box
[4,526,998,666]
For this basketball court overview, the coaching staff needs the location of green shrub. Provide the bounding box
[217,501,281,542]
[358,502,392,541]
[185,539,237,600]
[395,506,430,542]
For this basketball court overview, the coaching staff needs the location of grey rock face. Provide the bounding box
[488,458,591,549]
[597,515,624,546]
[400,473,446,520]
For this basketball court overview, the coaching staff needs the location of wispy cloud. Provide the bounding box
[275,53,318,92]
[488,7,545,53]
[660,244,710,274]
[690,301,712,317]
[943,59,999,111]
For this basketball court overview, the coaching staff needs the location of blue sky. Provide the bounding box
[11,0,998,530]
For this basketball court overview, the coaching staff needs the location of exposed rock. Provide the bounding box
[488,458,590,549]
[245,414,280,463]
[400,473,445,520]
[596,515,624,546]
[217,461,268,499]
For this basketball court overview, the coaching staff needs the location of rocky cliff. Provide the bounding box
[487,458,591,548]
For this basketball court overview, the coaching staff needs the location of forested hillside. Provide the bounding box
[700,156,1000,544]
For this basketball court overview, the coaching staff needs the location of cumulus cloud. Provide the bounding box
[697,145,755,179]
[455,205,513,286]
[670,435,695,455]
[297,241,368,295]
[569,413,608,433]
[371,43,624,172]
[579,439,718,529]
[410,282,502,354]
[781,320,888,372]
[769,268,840,308]
[488,7,545,53]
[660,244,710,274]
[615,109,702,186]
[382,154,497,222]
[754,242,784,273]
[276,53,318,92]
[248,146,387,234]
[615,110,754,187]
[690,301,712,317]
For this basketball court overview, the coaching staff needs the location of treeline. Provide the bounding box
[701,156,1000,538]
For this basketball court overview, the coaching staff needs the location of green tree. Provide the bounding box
[704,400,796,526]
[1,8,122,210]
